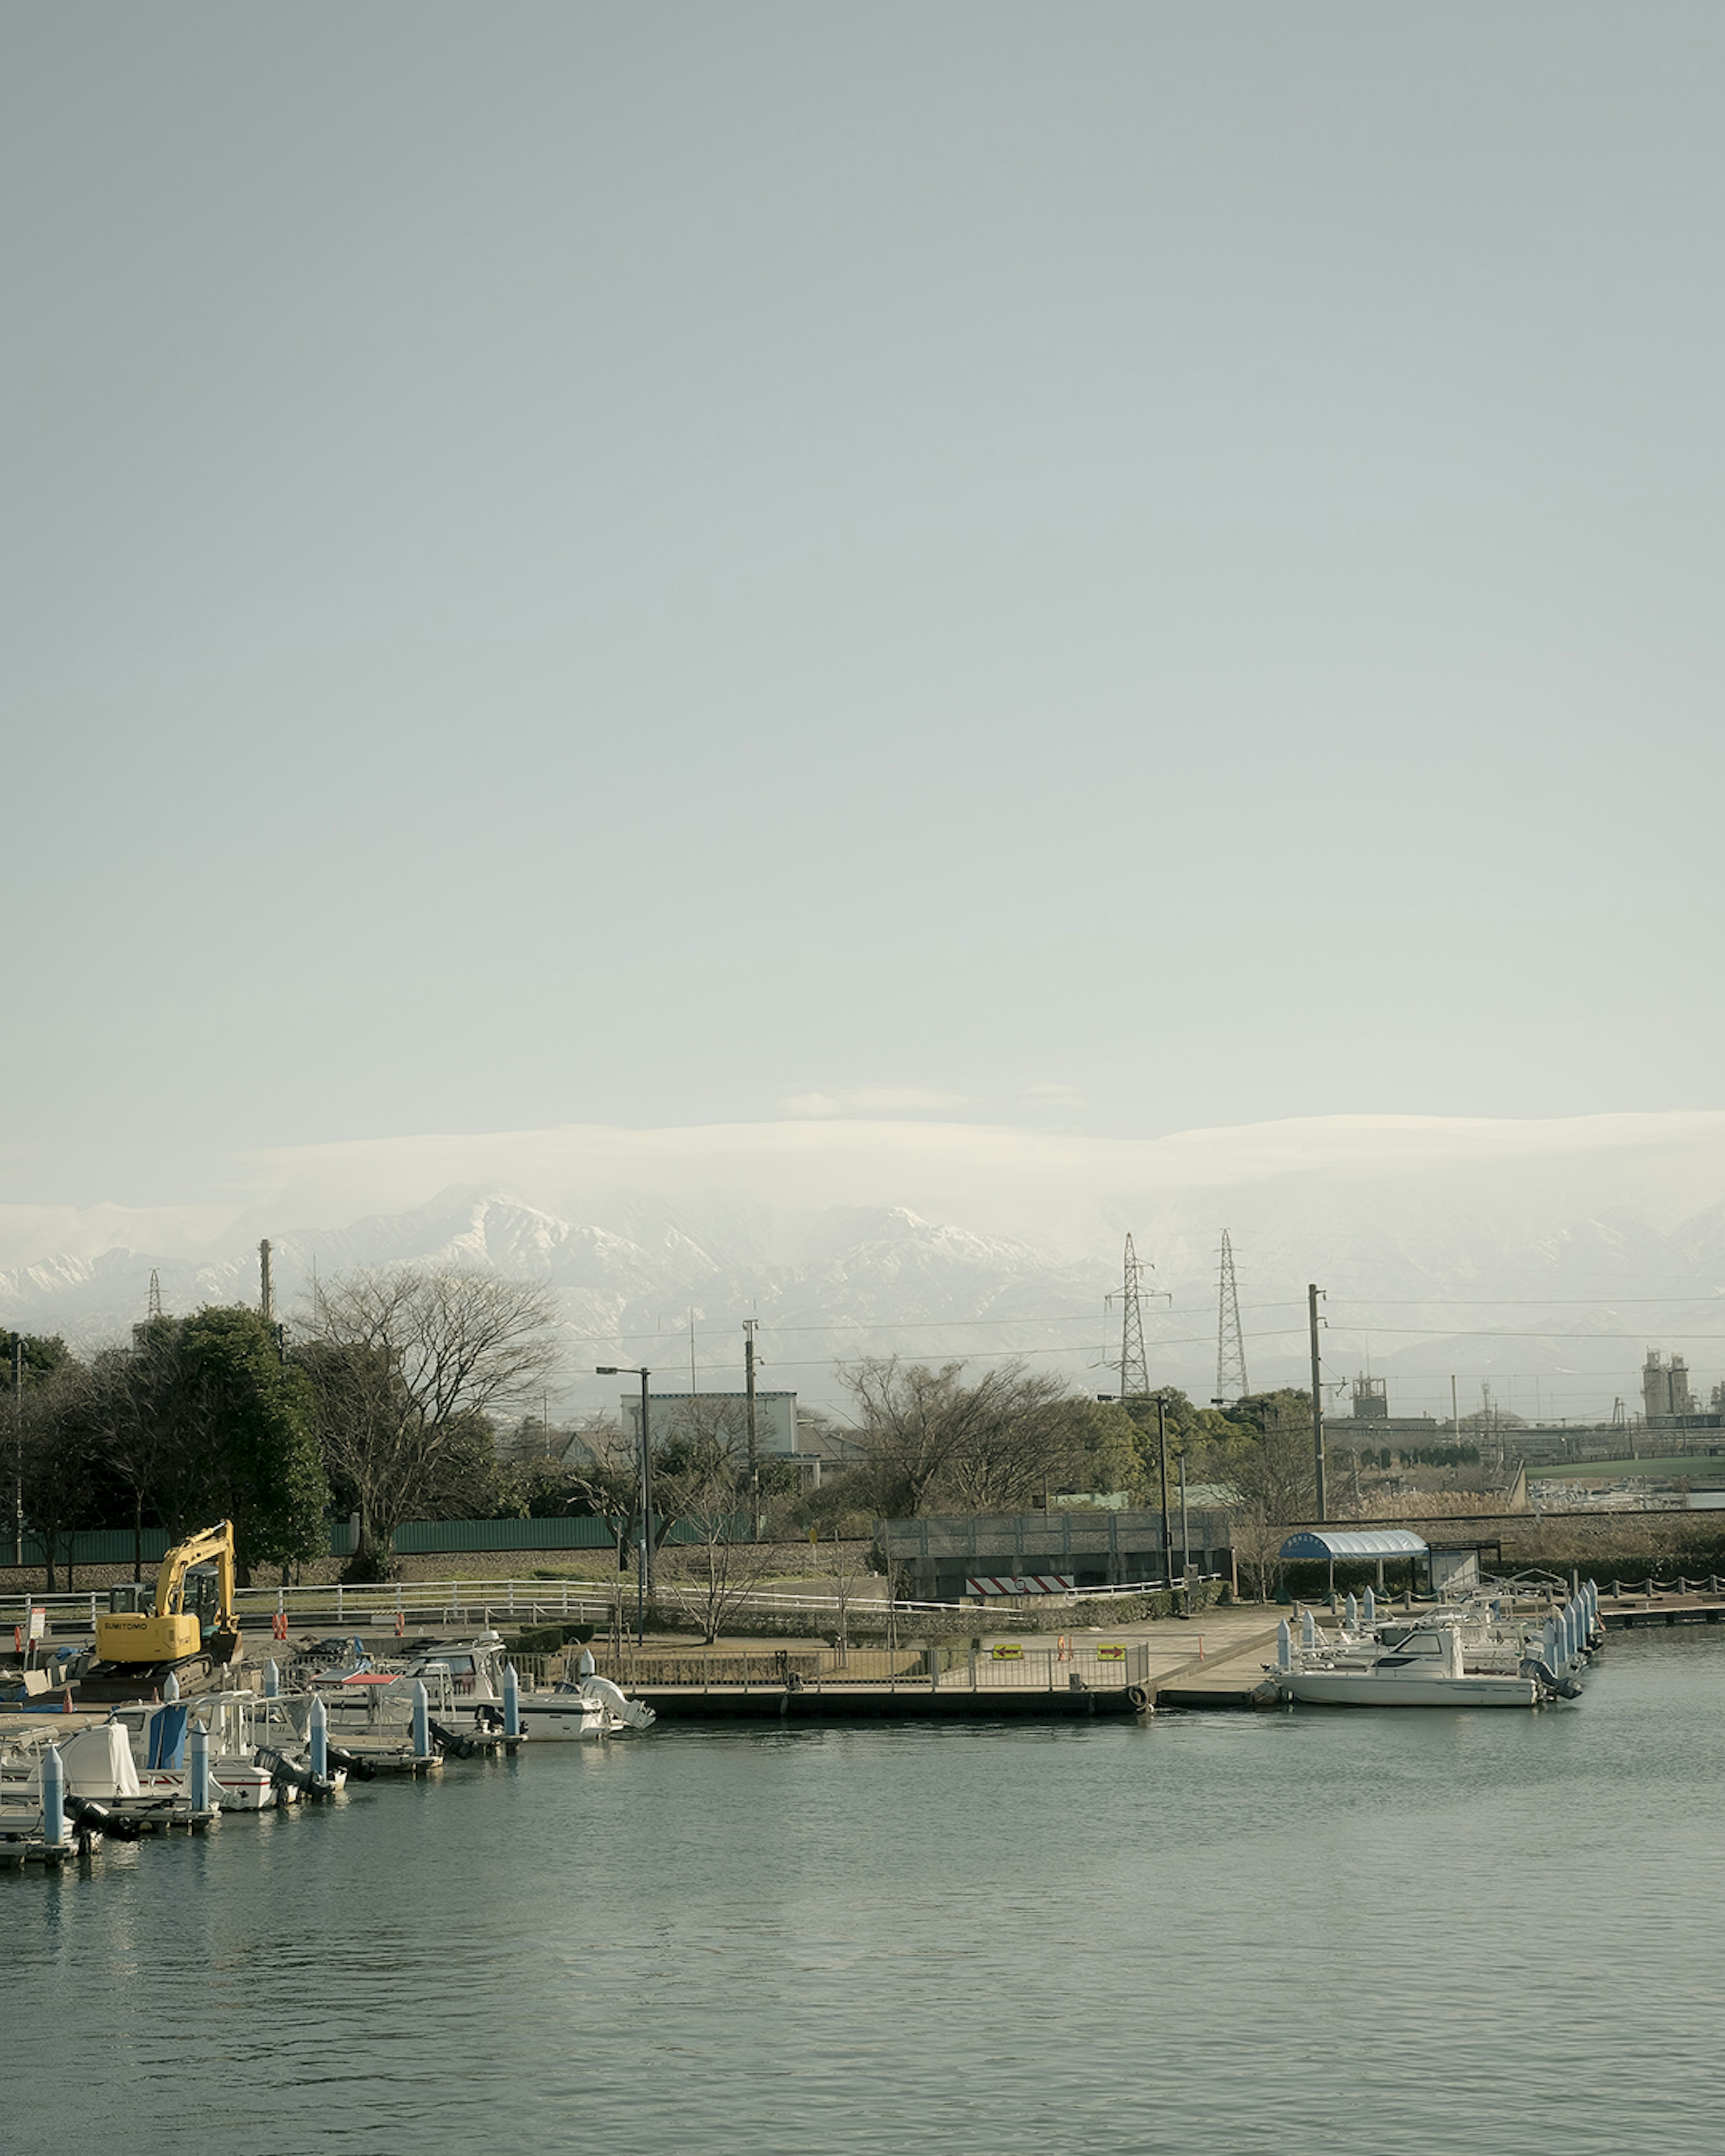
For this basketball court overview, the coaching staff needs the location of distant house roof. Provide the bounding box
[1279,1528,1430,1561]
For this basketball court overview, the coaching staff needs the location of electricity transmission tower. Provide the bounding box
[1215,1231,1249,1403]
[1108,1234,1154,1411]
[147,1269,163,1320]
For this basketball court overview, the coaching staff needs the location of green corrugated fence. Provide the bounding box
[16,1511,748,1566]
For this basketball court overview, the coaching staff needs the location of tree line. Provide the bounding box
[7,1268,558,1587]
[8,1281,1323,1593]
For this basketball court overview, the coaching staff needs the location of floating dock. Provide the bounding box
[1599,1590,1725,1630]
[626,1680,1141,1722]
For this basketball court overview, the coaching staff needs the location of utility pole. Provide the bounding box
[12,1339,23,1569]
[1176,1445,1190,1581]
[639,1368,654,1616]
[743,1319,760,1539]
[1155,1392,1173,1590]
[259,1239,274,1323]
[595,1364,655,1643]
[1308,1283,1327,1522]
[1216,1231,1249,1403]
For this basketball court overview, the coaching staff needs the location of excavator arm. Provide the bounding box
[153,1521,237,1628]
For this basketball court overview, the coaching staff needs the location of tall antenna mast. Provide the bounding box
[1215,1231,1249,1403]
[1115,1234,1152,1410]
[259,1239,274,1323]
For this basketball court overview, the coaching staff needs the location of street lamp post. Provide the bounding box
[1155,1392,1173,1593]
[597,1365,653,1644]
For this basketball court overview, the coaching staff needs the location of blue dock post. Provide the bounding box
[1345,1591,1359,1631]
[1277,1619,1292,1671]
[503,1662,520,1739]
[41,1745,67,1846]
[1300,1607,1317,1648]
[412,1680,430,1760]
[577,1648,595,1678]
[1363,1587,1376,1626]
[263,1660,280,1697]
[190,1720,212,1811]
[309,1694,328,1780]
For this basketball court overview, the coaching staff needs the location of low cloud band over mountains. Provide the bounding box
[6,1111,1725,1423]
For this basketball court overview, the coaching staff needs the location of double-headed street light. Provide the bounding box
[596,1365,653,1643]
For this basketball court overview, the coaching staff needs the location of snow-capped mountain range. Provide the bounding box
[0,1190,1114,1418]
[9,1156,1725,1423]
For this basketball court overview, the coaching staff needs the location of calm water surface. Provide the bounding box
[7,1629,1723,2154]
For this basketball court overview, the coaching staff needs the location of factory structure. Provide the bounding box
[1641,1351,1725,1434]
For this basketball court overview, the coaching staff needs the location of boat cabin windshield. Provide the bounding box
[1376,1627,1445,1654]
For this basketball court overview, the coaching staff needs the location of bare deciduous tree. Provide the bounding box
[17,1363,100,1592]
[298,1268,559,1580]
[653,1440,778,1644]
[840,1356,1112,1516]
[1210,1393,1317,1599]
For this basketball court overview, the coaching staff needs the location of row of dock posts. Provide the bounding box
[17,1652,531,1865]
[265,1654,453,1770]
[1273,1606,1320,1671]
[1542,1578,1598,1679]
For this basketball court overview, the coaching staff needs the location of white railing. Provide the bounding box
[4,1569,1225,1639]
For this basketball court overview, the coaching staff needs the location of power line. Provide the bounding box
[1330,1295,1725,1308]
[591,1341,1121,1376]
[1322,1326,1725,1342]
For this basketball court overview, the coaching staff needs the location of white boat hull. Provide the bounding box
[1284,1670,1540,1708]
[515,1699,606,1741]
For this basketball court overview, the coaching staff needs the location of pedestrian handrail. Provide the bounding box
[4,1568,1226,1639]
[590,1640,1155,1694]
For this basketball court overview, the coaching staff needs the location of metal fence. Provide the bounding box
[4,1511,762,1570]
[589,1640,1154,1695]
[3,1577,927,1638]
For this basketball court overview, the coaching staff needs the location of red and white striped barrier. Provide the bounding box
[965,1574,1076,1597]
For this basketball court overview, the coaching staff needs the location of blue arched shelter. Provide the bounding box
[1279,1527,1430,1594]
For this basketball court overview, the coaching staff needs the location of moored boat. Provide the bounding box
[1271,1580,1600,1709]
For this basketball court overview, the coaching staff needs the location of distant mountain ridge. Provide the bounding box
[8,1172,1725,1421]
[0,1189,1112,1413]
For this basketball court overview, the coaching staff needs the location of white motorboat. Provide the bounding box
[1273,1582,1599,1708]
[1277,1619,1544,1707]
[108,1694,345,1809]
[397,1634,655,1739]
[6,1720,203,1829]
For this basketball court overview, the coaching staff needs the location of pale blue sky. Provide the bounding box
[4,3,1722,1211]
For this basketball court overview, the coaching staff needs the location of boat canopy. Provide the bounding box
[1278,1529,1429,1561]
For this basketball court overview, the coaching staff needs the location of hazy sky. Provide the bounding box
[6,3,1723,1215]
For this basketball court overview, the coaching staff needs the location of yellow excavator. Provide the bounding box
[88,1520,243,1695]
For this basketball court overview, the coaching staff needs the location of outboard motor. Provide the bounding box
[579,1674,657,1730]
[255,1745,337,1800]
[1520,1655,1583,1703]
[428,1719,478,1760]
[63,1795,141,1843]
[325,1743,376,1782]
